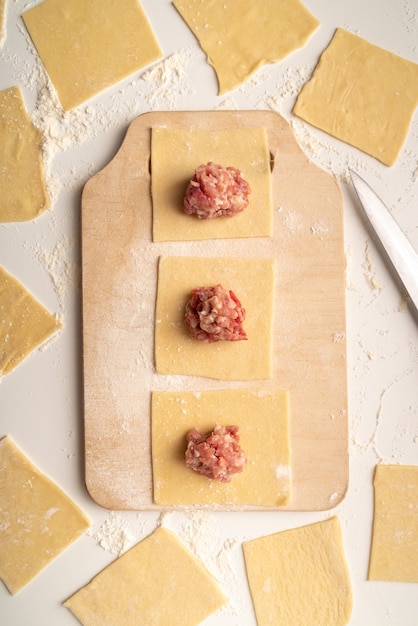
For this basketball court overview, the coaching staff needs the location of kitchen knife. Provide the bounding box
[350,169,418,311]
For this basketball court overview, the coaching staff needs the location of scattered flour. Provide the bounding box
[310,220,330,236]
[275,65,312,101]
[60,429,76,460]
[36,234,79,310]
[332,332,346,344]
[214,97,238,110]
[141,48,196,110]
[398,0,418,36]
[283,210,302,233]
[89,511,137,557]
[250,69,309,119]
[328,491,340,505]
[289,116,379,182]
[362,240,383,293]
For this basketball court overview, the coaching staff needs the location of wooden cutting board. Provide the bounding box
[82,110,348,511]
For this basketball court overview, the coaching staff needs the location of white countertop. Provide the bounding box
[1,1,417,624]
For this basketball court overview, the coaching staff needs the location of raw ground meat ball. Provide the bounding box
[185,425,247,483]
[183,162,251,219]
[184,284,247,343]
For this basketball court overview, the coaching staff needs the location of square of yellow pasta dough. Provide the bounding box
[293,28,418,166]
[0,436,90,595]
[151,389,290,506]
[174,0,319,94]
[0,86,49,222]
[64,527,227,626]
[0,265,61,376]
[155,256,275,380]
[368,464,418,582]
[243,517,353,626]
[151,126,273,242]
[22,0,162,111]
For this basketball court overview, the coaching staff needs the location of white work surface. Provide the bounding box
[1,1,417,624]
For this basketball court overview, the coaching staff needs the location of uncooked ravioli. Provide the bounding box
[173,0,319,93]
[22,0,162,110]
[293,28,418,166]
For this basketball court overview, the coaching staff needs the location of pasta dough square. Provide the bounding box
[368,464,418,582]
[151,389,291,506]
[155,256,275,380]
[0,86,49,222]
[0,436,90,595]
[293,28,418,166]
[243,517,353,626]
[173,0,319,94]
[22,0,162,111]
[64,527,227,626]
[0,265,61,376]
[151,126,273,242]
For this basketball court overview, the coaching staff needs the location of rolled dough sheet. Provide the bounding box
[155,256,275,380]
[0,436,90,595]
[368,464,418,583]
[64,527,227,626]
[293,28,418,166]
[22,0,162,111]
[243,516,353,626]
[0,86,49,222]
[152,389,290,506]
[151,126,273,242]
[173,0,319,94]
[0,265,61,376]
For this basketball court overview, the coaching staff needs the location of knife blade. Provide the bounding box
[350,169,418,311]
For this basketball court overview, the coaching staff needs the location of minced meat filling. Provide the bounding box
[183,162,251,219]
[185,425,246,483]
[184,284,247,343]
